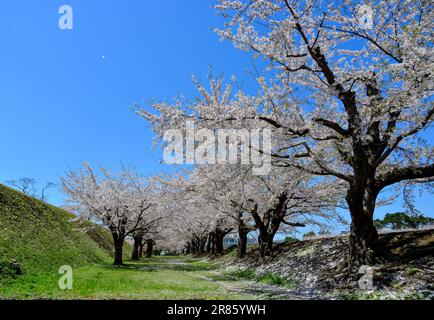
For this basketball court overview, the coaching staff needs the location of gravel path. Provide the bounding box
[188,266,317,300]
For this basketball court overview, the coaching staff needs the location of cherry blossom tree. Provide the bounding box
[130,193,167,260]
[136,77,344,256]
[211,0,434,267]
[242,169,342,257]
[61,163,158,265]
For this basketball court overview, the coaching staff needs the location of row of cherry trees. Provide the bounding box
[135,0,433,269]
[62,1,432,270]
[153,165,343,259]
[59,161,343,265]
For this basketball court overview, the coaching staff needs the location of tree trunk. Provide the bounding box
[266,218,281,255]
[215,231,224,255]
[266,235,274,254]
[237,213,250,258]
[348,210,378,267]
[145,239,154,258]
[191,239,198,255]
[346,184,379,268]
[112,233,124,265]
[237,227,248,258]
[258,233,270,258]
[257,229,280,258]
[138,243,144,258]
[199,237,207,254]
[206,232,214,255]
[250,193,287,258]
[255,219,281,257]
[131,236,143,260]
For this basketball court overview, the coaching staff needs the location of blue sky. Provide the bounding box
[0,0,432,223]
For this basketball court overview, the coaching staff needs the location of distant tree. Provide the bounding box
[374,212,434,230]
[6,178,55,201]
[303,231,316,239]
[144,238,156,258]
[284,236,299,243]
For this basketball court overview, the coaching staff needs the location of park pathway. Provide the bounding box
[153,256,314,300]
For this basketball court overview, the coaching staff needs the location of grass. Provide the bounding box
[0,183,131,277]
[257,273,300,289]
[0,256,253,299]
[405,267,419,275]
[225,268,300,289]
[228,268,256,280]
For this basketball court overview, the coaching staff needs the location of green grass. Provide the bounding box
[228,268,256,280]
[258,273,300,288]
[405,267,419,275]
[0,183,130,276]
[226,268,300,289]
[0,256,253,299]
[133,256,217,272]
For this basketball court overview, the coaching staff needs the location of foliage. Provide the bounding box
[0,259,22,279]
[61,164,158,239]
[258,273,300,289]
[303,231,316,239]
[257,273,289,286]
[284,236,299,243]
[374,212,434,230]
[228,268,257,280]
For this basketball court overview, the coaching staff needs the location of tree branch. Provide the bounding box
[376,164,434,190]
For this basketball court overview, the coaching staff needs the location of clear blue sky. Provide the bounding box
[0,0,432,223]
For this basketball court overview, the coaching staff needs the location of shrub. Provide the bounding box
[374,212,434,230]
[229,268,256,280]
[0,259,22,279]
[258,273,288,286]
[303,231,316,239]
[284,236,299,243]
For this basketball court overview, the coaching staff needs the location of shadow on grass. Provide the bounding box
[98,256,217,273]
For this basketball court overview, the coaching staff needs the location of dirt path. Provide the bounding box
[134,256,318,299]
[190,271,313,300]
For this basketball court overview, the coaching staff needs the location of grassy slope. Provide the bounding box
[0,183,130,275]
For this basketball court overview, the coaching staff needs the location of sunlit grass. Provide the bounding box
[0,256,253,300]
